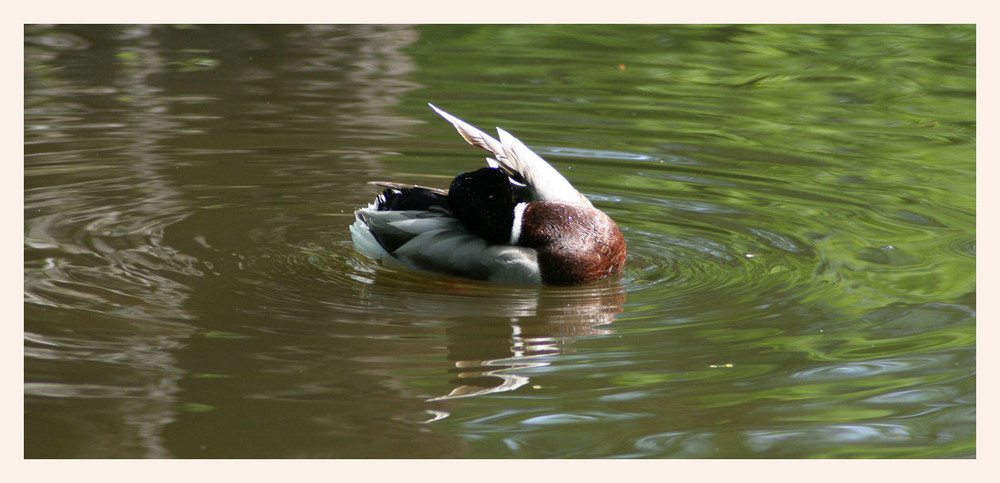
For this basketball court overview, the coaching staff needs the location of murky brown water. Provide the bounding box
[25,25,974,458]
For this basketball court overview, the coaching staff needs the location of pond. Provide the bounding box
[24,24,975,458]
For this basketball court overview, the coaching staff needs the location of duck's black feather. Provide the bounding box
[374,185,448,212]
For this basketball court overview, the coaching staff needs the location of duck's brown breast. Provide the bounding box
[518,201,627,284]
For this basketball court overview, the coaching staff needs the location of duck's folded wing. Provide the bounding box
[352,209,542,283]
[428,103,590,206]
[395,228,542,283]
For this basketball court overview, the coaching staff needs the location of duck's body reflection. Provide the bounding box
[435,280,625,401]
[378,276,625,403]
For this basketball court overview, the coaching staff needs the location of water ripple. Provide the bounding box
[790,356,946,380]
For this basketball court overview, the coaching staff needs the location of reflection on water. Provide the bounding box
[26,24,199,458]
[25,25,974,458]
[429,281,625,402]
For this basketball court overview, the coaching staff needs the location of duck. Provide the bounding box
[349,103,626,285]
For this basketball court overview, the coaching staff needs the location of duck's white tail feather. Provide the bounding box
[350,216,391,260]
[428,103,590,205]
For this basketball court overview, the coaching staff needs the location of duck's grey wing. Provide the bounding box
[352,208,541,284]
[394,225,541,283]
[428,103,590,206]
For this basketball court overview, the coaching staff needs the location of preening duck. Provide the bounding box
[350,104,626,284]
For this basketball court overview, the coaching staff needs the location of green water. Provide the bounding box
[24,24,974,458]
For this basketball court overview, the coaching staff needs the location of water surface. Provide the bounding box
[24,24,974,458]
